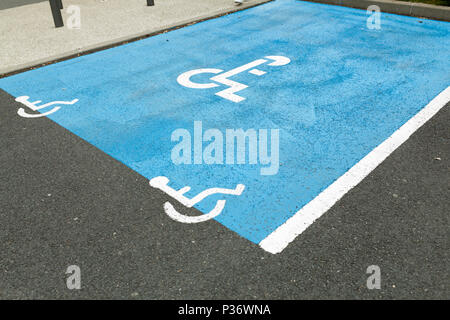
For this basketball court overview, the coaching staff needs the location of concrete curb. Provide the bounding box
[302,0,450,22]
[0,0,272,78]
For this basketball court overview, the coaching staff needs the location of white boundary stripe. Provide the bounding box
[259,86,450,254]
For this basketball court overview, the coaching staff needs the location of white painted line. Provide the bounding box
[249,69,267,76]
[259,86,450,254]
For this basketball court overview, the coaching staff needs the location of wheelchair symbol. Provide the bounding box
[150,176,245,223]
[15,96,79,118]
[177,55,291,103]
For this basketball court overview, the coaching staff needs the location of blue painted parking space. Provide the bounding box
[1,0,449,253]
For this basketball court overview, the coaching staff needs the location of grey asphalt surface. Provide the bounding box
[0,87,448,299]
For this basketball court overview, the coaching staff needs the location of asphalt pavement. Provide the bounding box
[0,88,448,299]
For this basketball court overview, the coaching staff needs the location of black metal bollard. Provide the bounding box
[49,0,64,28]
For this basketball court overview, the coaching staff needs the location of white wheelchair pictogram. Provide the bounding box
[15,96,79,118]
[177,55,291,103]
[150,176,245,223]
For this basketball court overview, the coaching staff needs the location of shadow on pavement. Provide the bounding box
[0,0,47,10]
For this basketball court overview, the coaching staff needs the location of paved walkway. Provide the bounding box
[0,0,268,76]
